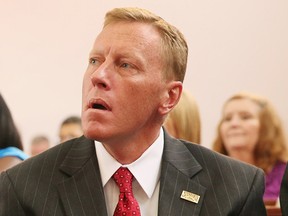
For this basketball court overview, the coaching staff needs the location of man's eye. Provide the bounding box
[121,63,131,68]
[89,58,102,65]
[89,58,97,64]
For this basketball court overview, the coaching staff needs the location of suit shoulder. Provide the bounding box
[4,137,83,179]
[182,140,263,176]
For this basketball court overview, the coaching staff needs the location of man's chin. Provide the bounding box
[82,128,97,138]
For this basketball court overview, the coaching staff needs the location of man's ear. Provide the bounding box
[159,81,182,115]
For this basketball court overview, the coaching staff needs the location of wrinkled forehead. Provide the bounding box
[95,21,162,49]
[91,21,166,71]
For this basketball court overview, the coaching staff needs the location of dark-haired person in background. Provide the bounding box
[58,115,83,143]
[0,93,28,172]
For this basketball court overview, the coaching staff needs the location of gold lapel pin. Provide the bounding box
[180,190,200,204]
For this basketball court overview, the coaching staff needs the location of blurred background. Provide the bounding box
[1,0,287,152]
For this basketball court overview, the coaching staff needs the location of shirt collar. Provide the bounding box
[95,128,164,198]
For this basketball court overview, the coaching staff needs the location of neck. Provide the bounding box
[102,128,161,164]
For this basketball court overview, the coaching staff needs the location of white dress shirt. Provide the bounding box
[95,128,164,216]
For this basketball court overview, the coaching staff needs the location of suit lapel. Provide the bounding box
[56,137,108,216]
[54,133,206,216]
[158,133,206,216]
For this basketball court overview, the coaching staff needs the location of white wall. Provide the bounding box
[1,0,287,152]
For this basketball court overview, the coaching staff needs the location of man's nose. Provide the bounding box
[90,62,111,90]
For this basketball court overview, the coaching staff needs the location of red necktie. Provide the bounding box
[113,167,141,216]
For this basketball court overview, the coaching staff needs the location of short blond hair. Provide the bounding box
[104,7,188,82]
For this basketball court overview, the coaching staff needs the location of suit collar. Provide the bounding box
[57,136,108,216]
[162,131,202,178]
[56,133,206,216]
[59,136,95,176]
[59,132,202,179]
[158,132,206,216]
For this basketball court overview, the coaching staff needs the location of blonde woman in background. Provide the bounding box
[213,92,288,204]
[164,90,201,144]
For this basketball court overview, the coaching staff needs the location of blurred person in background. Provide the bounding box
[164,90,201,144]
[59,115,83,143]
[213,91,288,205]
[30,135,51,156]
[0,93,28,172]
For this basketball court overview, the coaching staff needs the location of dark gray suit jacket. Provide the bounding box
[0,133,267,216]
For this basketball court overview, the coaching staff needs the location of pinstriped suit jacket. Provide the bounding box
[0,133,267,216]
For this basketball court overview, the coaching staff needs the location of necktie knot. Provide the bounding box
[112,167,141,216]
[113,167,133,193]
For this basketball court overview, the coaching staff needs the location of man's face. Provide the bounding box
[82,21,169,143]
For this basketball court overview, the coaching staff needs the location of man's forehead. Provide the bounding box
[98,22,160,42]
[91,24,161,56]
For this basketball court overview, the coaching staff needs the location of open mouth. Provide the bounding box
[92,103,107,110]
[89,99,110,111]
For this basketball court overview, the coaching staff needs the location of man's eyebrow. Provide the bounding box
[89,50,101,56]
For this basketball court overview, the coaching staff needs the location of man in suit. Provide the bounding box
[0,7,267,216]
